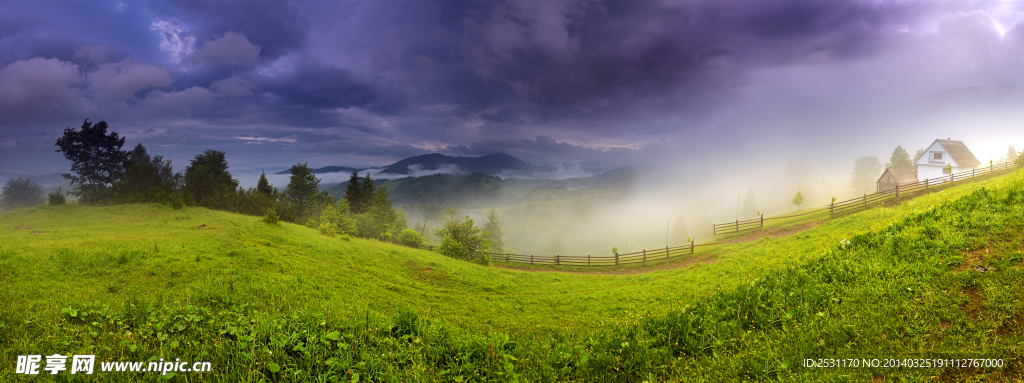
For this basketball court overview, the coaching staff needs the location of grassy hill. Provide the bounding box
[1,170,1023,381]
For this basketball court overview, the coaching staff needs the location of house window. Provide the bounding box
[933,152,943,160]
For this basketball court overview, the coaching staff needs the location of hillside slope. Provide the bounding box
[1,170,1022,381]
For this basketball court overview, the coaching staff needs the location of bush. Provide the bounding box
[437,236,468,260]
[48,187,67,205]
[433,209,491,261]
[398,229,425,247]
[262,208,279,225]
[1,177,45,211]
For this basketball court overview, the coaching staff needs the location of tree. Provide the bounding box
[1016,150,1024,168]
[791,191,804,211]
[284,163,321,223]
[741,187,757,218]
[434,208,491,262]
[344,170,364,214]
[357,186,399,240]
[1,177,45,211]
[885,145,913,169]
[54,119,129,204]
[48,187,67,205]
[671,213,688,246]
[318,199,357,237]
[256,171,275,198]
[851,156,883,195]
[1007,145,1018,164]
[114,144,181,205]
[359,172,376,213]
[397,228,425,247]
[183,149,239,209]
[482,208,505,253]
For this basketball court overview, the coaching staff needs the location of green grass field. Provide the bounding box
[1,170,1023,381]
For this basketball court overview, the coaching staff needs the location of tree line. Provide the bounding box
[2,119,507,265]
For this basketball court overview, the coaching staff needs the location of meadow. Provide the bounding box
[1,170,1022,381]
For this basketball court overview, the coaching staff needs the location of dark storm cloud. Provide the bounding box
[165,0,308,59]
[3,0,1023,175]
[258,58,407,121]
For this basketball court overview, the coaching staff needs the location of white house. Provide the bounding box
[915,138,981,182]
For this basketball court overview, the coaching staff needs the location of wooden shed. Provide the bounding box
[877,166,917,192]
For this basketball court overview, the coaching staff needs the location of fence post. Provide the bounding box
[556,254,560,265]
[760,213,764,228]
[895,186,899,199]
[830,201,834,216]
[666,246,669,258]
[506,254,509,262]
[643,249,646,262]
[690,240,694,254]
[950,173,954,185]
[588,254,591,266]
[735,220,739,232]
[531,254,534,264]
[925,178,928,190]
[863,194,866,209]
[615,253,619,265]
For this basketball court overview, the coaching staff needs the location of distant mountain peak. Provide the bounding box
[378,153,551,176]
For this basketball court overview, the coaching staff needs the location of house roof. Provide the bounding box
[877,166,918,185]
[916,139,982,167]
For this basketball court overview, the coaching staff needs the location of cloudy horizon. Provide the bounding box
[2,0,1024,184]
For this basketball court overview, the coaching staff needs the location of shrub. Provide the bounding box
[48,187,67,205]
[433,208,491,261]
[437,236,468,260]
[1,177,45,211]
[262,208,279,225]
[398,229,424,247]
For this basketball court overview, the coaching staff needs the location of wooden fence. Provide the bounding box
[713,161,1019,235]
[408,241,717,267]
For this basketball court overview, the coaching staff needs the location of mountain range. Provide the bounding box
[378,153,551,176]
[284,153,551,177]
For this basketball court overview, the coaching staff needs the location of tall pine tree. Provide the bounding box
[360,172,376,214]
[344,170,363,213]
[256,171,275,198]
[483,208,504,253]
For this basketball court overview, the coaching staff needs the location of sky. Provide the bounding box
[2,0,1024,188]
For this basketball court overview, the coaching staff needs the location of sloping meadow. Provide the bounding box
[0,172,1022,381]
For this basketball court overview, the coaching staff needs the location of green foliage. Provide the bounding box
[437,235,469,259]
[360,172,376,213]
[850,156,882,195]
[262,207,279,225]
[791,191,804,210]
[256,172,275,198]
[356,186,399,240]
[47,187,67,206]
[54,119,128,204]
[183,149,239,209]
[482,208,504,253]
[318,200,357,237]
[397,228,425,247]
[434,208,491,261]
[611,246,617,255]
[1,177,45,211]
[114,144,182,206]
[284,163,323,223]
[884,144,913,169]
[344,170,365,214]
[1007,145,1017,163]
[944,163,953,174]
[1016,150,1024,168]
